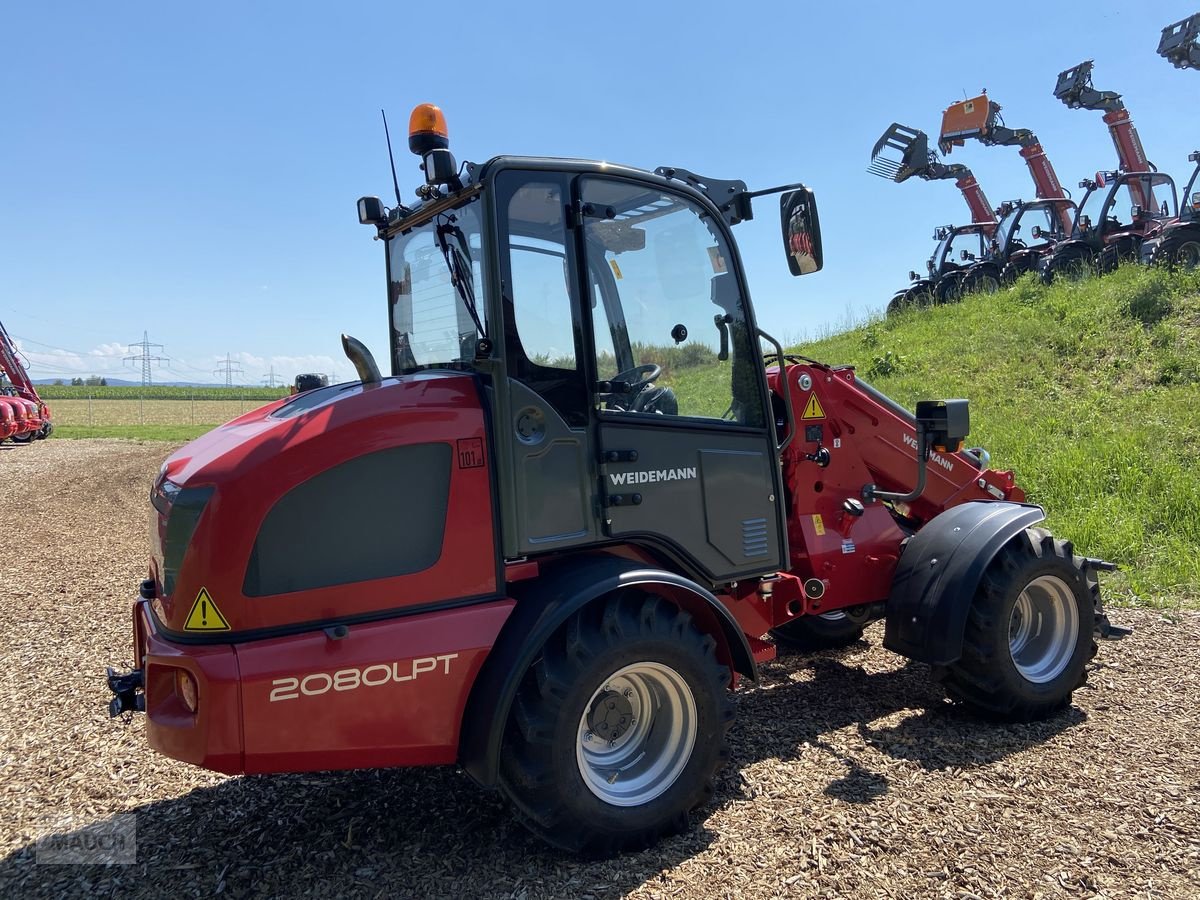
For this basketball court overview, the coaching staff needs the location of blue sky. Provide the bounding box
[3,1,1198,384]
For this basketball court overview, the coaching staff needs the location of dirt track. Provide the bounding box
[1,439,1197,899]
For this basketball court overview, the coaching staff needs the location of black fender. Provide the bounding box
[458,554,756,788]
[883,501,1046,665]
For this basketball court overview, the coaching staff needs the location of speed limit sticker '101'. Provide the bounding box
[269,654,458,703]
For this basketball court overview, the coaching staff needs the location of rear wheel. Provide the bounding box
[939,529,1096,722]
[771,608,871,652]
[935,272,965,304]
[1098,239,1140,274]
[1152,231,1200,270]
[10,432,34,444]
[499,593,733,856]
[1000,256,1037,285]
[1042,247,1091,285]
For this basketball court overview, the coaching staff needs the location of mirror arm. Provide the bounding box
[758,328,794,453]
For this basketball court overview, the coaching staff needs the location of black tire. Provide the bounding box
[1098,239,1140,275]
[771,609,870,652]
[887,286,932,316]
[1041,247,1091,285]
[1151,230,1200,270]
[1000,254,1037,285]
[498,592,734,856]
[934,272,965,304]
[964,269,1000,295]
[10,432,34,444]
[938,528,1097,722]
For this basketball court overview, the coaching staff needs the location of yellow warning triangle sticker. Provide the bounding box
[184,588,231,632]
[801,393,825,420]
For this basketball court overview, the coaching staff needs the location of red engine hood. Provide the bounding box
[161,373,481,488]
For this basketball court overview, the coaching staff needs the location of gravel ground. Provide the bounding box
[1,439,1197,899]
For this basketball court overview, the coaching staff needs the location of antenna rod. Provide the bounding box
[382,109,403,208]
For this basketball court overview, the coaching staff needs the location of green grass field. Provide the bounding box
[789,265,1200,608]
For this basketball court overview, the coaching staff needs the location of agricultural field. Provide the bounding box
[0,439,1197,898]
[42,389,285,440]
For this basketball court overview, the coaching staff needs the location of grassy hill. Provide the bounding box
[789,265,1200,608]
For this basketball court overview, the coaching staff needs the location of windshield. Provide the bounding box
[387,200,486,374]
[1004,202,1073,250]
[992,209,1021,254]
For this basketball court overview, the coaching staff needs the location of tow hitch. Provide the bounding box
[106,666,145,717]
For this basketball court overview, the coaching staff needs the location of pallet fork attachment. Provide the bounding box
[1054,61,1124,111]
[1159,14,1200,70]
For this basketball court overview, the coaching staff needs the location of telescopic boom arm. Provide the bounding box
[869,123,996,225]
[937,95,1071,230]
[0,319,38,402]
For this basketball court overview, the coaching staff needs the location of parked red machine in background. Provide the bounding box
[106,104,1125,856]
[868,122,999,309]
[0,319,51,443]
[1043,60,1179,279]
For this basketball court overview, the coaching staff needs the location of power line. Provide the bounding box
[213,353,245,387]
[261,365,283,388]
[124,331,168,387]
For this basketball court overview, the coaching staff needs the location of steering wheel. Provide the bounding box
[610,363,661,393]
[602,363,662,410]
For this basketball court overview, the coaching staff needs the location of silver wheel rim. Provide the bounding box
[576,662,697,807]
[1178,241,1200,269]
[1008,575,1079,683]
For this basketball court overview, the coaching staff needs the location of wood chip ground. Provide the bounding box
[1,440,1197,898]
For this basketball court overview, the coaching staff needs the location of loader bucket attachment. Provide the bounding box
[1159,14,1200,70]
[869,123,933,182]
[1054,61,1122,110]
[938,94,992,154]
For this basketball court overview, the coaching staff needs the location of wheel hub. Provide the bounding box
[587,690,634,743]
[1008,575,1080,683]
[575,662,698,807]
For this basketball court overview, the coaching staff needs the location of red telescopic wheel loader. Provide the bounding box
[0,319,52,442]
[106,104,1125,855]
[1144,17,1200,269]
[1044,61,1179,281]
[936,93,1077,290]
[868,123,997,310]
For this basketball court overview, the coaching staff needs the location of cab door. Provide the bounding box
[578,177,786,583]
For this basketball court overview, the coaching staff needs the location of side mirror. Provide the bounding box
[960,249,976,261]
[1192,192,1200,211]
[781,188,823,276]
[1131,204,1144,219]
[1030,225,1043,239]
[1079,215,1092,231]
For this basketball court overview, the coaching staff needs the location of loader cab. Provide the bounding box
[996,199,1075,257]
[1073,171,1177,240]
[373,141,822,586]
[929,224,990,275]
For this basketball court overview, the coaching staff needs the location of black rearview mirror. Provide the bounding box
[781,188,822,276]
[1030,225,1043,239]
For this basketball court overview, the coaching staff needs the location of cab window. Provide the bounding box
[581,179,765,427]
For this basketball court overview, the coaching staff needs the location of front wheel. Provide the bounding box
[771,608,871,652]
[499,593,733,856]
[939,529,1096,722]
